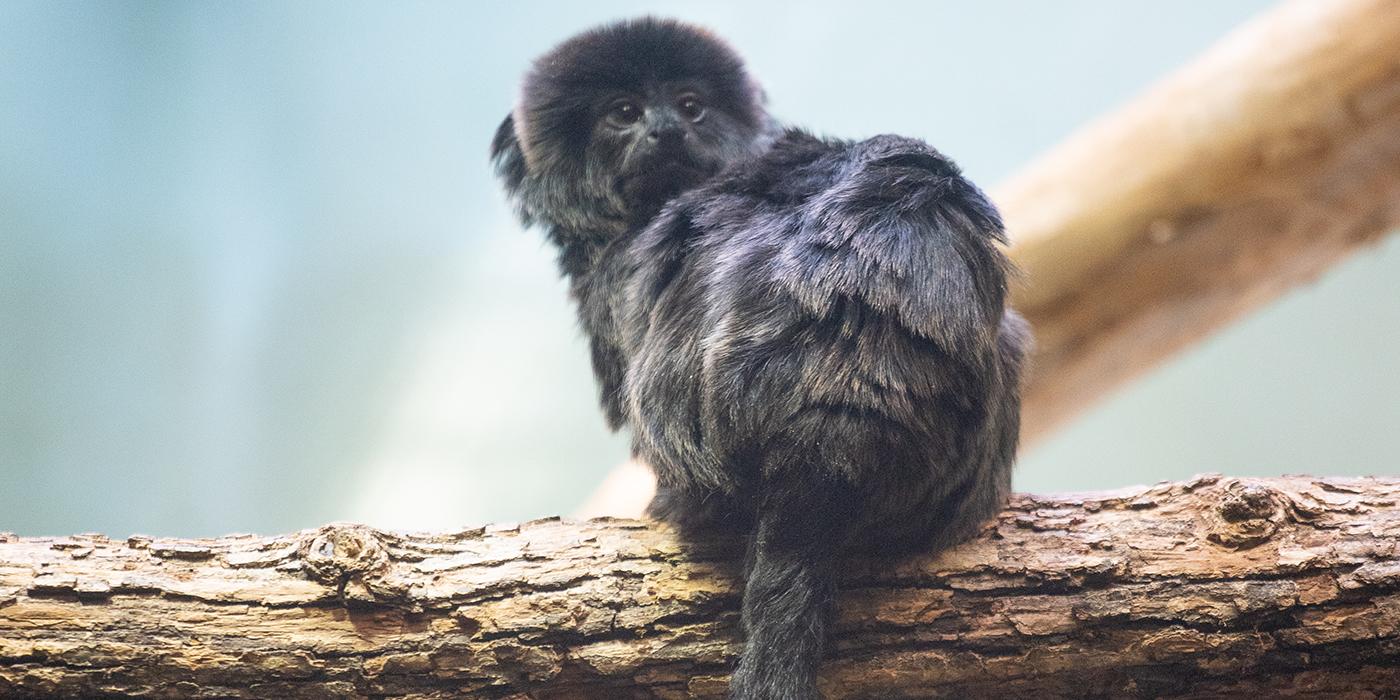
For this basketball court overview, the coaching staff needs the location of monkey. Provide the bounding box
[491,18,1029,699]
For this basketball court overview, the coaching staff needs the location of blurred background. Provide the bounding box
[2,1,1397,537]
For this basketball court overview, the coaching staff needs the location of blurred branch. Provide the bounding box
[581,0,1400,518]
[1005,0,1400,443]
[4,476,1400,697]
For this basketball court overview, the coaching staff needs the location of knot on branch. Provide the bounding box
[302,524,389,587]
[1206,481,1285,550]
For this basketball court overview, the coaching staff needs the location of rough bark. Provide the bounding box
[4,475,1400,698]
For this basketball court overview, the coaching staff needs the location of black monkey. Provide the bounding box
[492,18,1028,699]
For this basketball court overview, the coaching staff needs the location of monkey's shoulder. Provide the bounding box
[693,129,979,211]
[628,127,1013,355]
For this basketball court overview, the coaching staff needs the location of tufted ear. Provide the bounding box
[489,113,529,192]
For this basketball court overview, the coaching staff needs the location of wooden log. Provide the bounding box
[4,475,1400,698]
[578,0,1400,518]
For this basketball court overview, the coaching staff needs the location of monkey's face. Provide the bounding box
[587,80,764,216]
[493,19,773,233]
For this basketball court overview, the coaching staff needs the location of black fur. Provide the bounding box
[493,18,1029,699]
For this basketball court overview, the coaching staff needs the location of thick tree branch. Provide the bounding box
[4,475,1400,698]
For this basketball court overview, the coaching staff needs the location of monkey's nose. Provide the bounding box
[647,127,686,148]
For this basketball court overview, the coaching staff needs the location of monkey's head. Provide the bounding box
[492,18,773,238]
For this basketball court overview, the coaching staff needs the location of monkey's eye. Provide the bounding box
[606,99,643,128]
[676,94,706,122]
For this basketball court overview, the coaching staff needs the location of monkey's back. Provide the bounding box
[614,129,1027,552]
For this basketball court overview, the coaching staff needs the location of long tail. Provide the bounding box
[729,472,852,700]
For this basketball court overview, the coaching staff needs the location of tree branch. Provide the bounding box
[1004,0,1400,443]
[5,475,1400,698]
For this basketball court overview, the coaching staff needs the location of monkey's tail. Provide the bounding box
[728,471,854,700]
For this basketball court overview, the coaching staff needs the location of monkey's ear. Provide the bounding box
[490,113,529,191]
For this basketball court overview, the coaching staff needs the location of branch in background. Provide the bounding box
[1004,0,1400,442]
[4,475,1400,698]
[578,0,1400,518]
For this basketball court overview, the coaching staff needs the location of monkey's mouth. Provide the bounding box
[619,155,712,208]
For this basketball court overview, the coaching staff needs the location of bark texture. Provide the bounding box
[4,475,1400,698]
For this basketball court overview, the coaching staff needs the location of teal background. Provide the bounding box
[3,1,1397,536]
